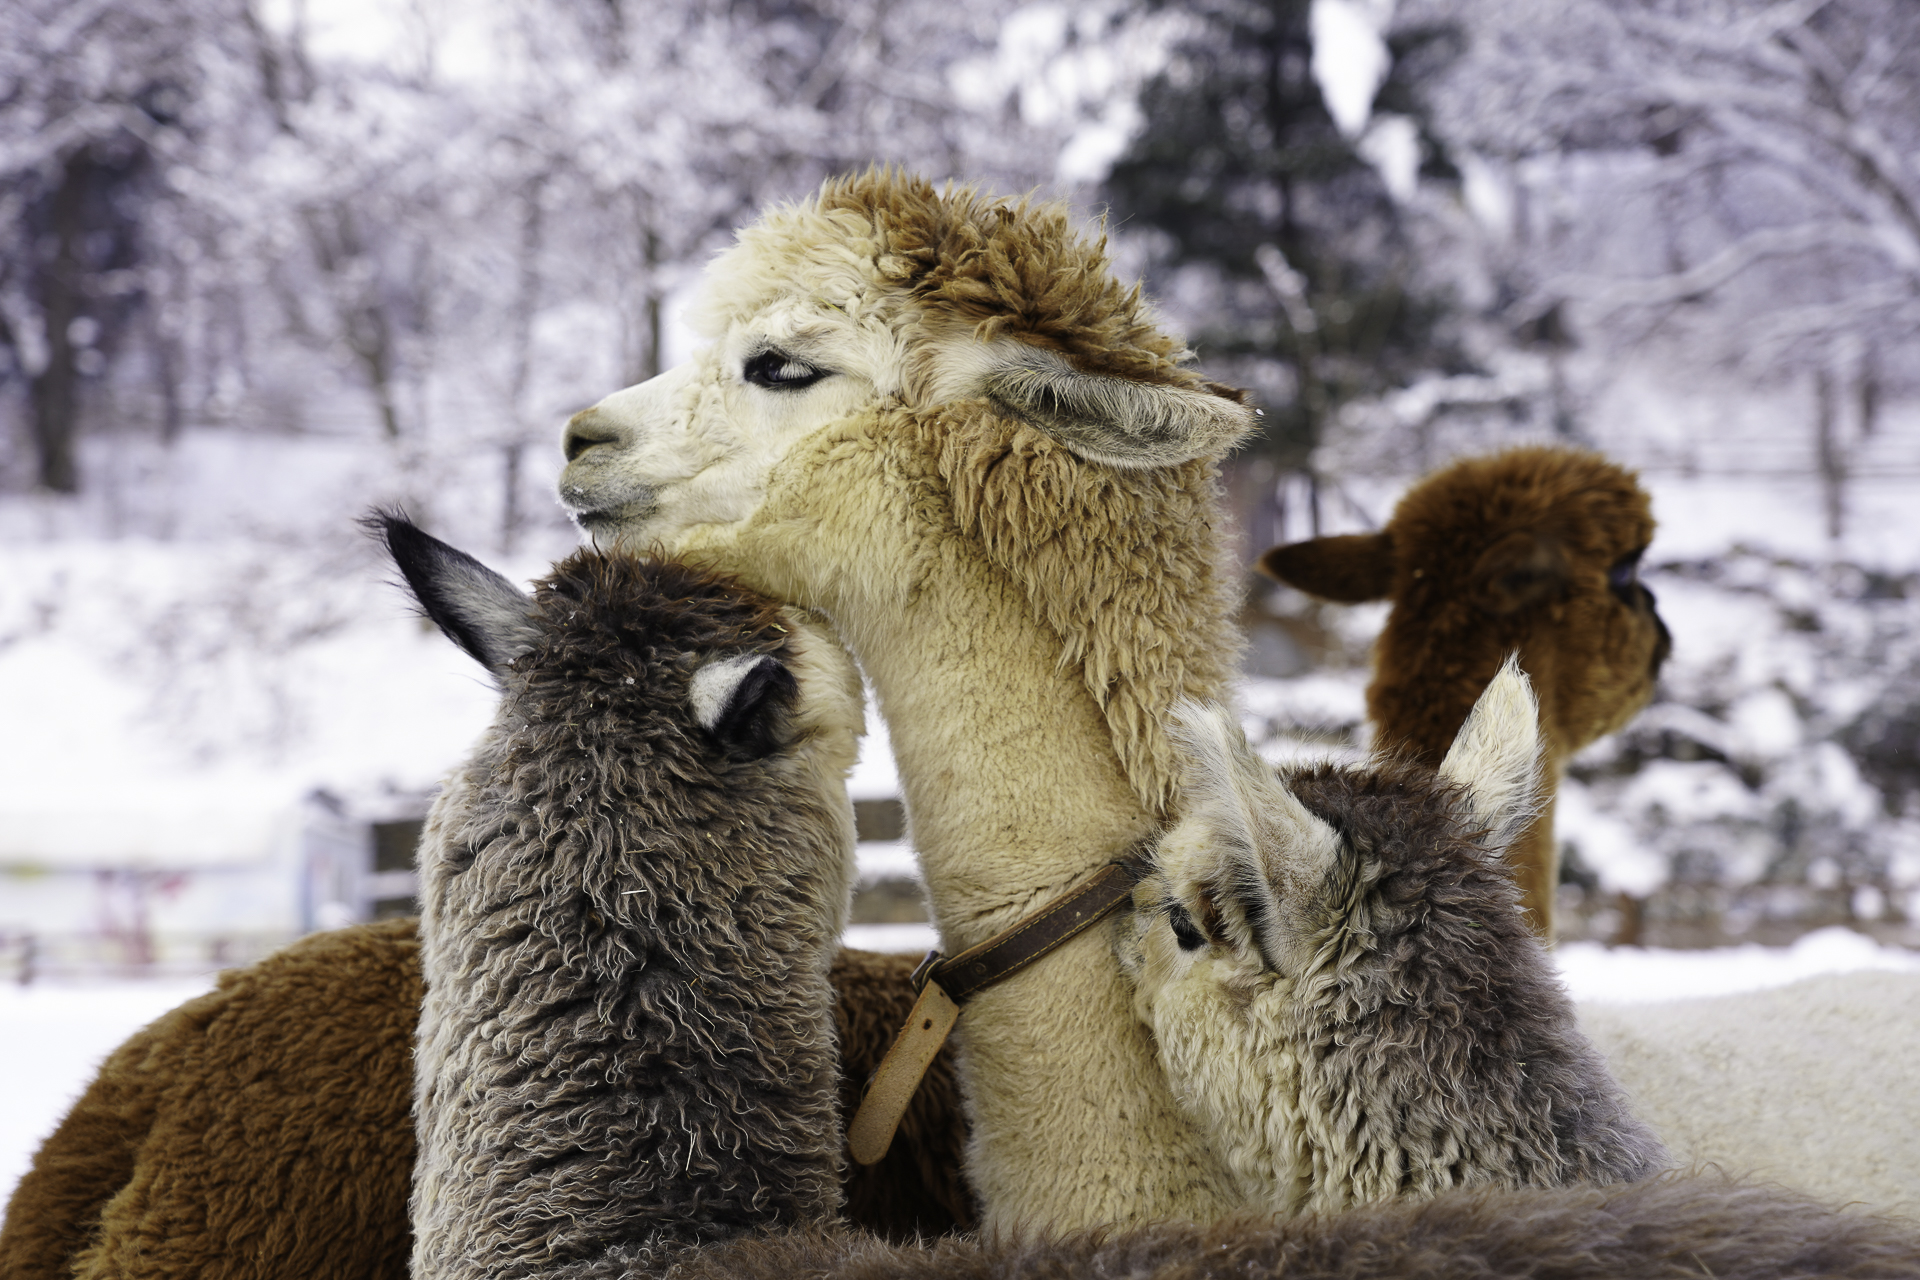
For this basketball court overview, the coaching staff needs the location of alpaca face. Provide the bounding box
[1118,663,1564,1211]
[555,172,1252,559]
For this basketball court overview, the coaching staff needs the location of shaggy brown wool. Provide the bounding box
[1259,446,1670,932]
[0,929,970,1280]
[0,918,423,1280]
[669,1177,1920,1280]
[817,170,1205,391]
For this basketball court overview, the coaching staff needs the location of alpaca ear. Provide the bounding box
[690,652,798,759]
[1166,701,1339,965]
[1475,530,1570,614]
[1166,701,1263,861]
[982,345,1254,468]
[1438,656,1544,849]
[1258,532,1395,602]
[367,510,538,680]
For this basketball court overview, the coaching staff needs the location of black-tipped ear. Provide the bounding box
[689,652,798,760]
[1258,532,1395,602]
[362,509,537,679]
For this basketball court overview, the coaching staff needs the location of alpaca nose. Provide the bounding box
[563,411,623,463]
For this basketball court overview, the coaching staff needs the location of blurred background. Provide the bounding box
[4,0,1920,1188]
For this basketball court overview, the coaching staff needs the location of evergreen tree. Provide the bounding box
[1102,0,1466,472]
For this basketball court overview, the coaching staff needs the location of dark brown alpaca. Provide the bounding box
[1259,445,1670,935]
[668,1177,1920,1280]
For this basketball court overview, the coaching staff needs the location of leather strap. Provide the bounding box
[845,979,959,1166]
[846,860,1142,1166]
[916,861,1143,1002]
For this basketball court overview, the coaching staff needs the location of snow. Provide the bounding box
[1310,0,1395,137]
[1559,926,1920,1005]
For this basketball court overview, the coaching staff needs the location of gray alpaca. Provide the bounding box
[1118,661,1667,1213]
[376,515,864,1280]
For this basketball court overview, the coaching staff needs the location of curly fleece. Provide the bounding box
[0,925,972,1280]
[409,552,854,1279]
[1278,760,1666,1201]
[668,1176,1920,1280]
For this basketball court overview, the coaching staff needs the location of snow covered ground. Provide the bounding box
[5,927,1918,1214]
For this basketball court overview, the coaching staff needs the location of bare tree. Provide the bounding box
[1408,0,1920,532]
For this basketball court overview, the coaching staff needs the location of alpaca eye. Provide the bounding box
[1608,549,1645,605]
[1167,902,1207,951]
[744,350,828,391]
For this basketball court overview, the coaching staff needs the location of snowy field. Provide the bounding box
[5,925,1919,1212]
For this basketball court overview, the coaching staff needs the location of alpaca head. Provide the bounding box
[555,170,1256,817]
[1259,445,1670,765]
[1118,661,1659,1210]
[372,511,864,874]
[558,170,1254,557]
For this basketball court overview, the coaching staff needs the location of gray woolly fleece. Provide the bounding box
[665,1175,1920,1280]
[408,549,858,1280]
[1282,760,1668,1194]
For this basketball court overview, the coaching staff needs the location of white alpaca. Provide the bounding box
[553,170,1920,1228]
[560,171,1256,1230]
[1579,975,1920,1217]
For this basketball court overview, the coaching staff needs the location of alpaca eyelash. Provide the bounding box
[744,349,829,391]
[1608,549,1646,604]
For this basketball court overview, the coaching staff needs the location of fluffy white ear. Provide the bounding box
[1164,701,1261,865]
[690,652,798,759]
[1164,701,1341,967]
[982,346,1254,468]
[1438,655,1544,849]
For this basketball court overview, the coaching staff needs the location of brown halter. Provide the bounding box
[845,859,1144,1166]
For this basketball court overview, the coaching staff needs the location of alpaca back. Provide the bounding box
[392,528,862,1280]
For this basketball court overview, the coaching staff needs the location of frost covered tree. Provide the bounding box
[1559,549,1920,944]
[0,0,228,491]
[0,0,1060,519]
[1408,0,1920,538]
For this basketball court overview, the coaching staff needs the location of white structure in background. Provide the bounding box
[0,775,447,982]
[0,777,309,980]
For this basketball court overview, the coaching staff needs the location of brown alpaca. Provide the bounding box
[1258,445,1670,935]
[667,1177,1920,1280]
[0,926,972,1280]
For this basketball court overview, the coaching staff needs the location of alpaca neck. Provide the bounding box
[846,553,1150,945]
[719,426,1243,1231]
[1372,627,1568,934]
[845,552,1241,1230]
